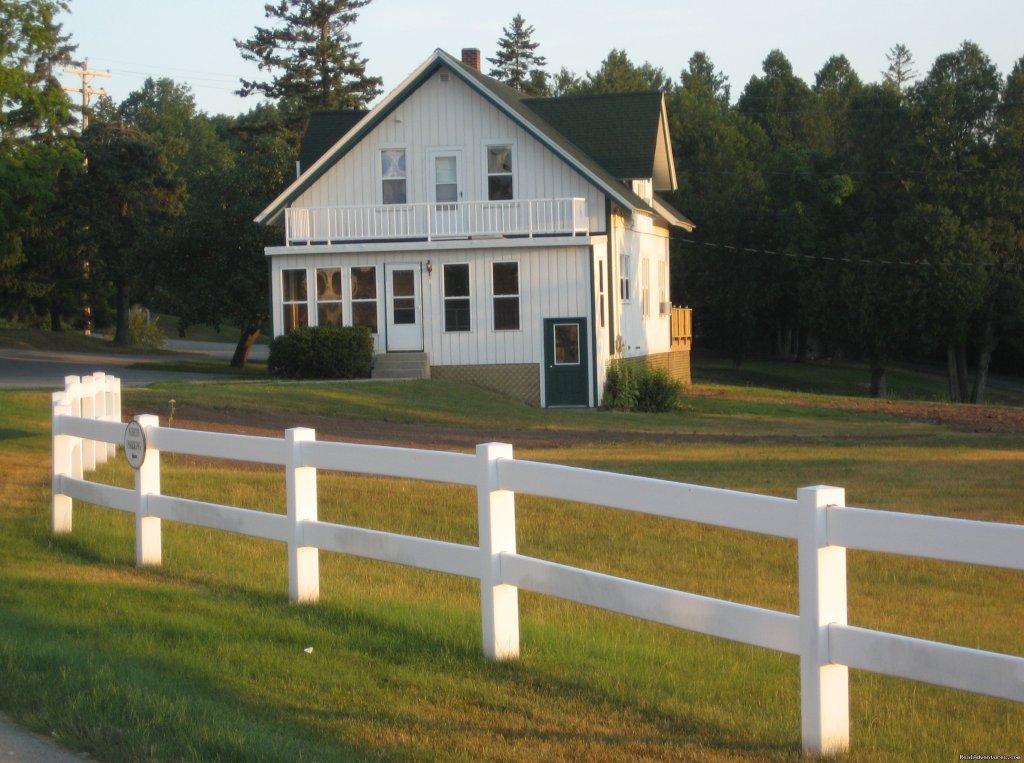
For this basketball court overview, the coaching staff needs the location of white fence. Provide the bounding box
[50,375,1024,756]
[284,197,590,245]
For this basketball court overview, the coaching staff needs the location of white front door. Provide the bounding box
[384,264,423,351]
[429,149,462,237]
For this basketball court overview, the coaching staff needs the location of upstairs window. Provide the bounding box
[620,253,631,302]
[444,263,471,332]
[381,149,407,204]
[641,258,651,319]
[658,260,667,314]
[282,268,308,332]
[492,261,520,331]
[487,145,513,200]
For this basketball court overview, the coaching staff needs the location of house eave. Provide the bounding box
[264,234,605,257]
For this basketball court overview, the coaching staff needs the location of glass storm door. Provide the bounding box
[429,149,462,237]
[543,317,589,406]
[384,264,423,351]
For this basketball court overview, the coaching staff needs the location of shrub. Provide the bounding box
[601,360,638,411]
[268,326,375,379]
[128,306,165,349]
[602,360,683,413]
[635,364,683,412]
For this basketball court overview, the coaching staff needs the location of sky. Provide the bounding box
[57,0,1024,117]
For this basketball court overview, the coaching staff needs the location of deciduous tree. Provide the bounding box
[75,122,184,344]
[0,0,77,322]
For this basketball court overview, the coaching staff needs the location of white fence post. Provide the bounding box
[135,414,162,566]
[106,375,120,460]
[51,394,74,533]
[798,485,849,756]
[91,372,108,465]
[477,442,519,660]
[287,427,319,603]
[79,375,96,472]
[63,376,83,479]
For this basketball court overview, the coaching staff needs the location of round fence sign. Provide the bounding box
[124,420,147,469]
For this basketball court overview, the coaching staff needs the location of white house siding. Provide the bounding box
[269,242,593,369]
[590,238,611,403]
[609,209,672,361]
[292,71,607,233]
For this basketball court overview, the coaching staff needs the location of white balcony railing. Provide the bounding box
[284,198,589,245]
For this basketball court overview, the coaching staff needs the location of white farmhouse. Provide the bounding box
[255,48,694,407]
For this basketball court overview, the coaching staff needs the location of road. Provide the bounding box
[0,340,268,390]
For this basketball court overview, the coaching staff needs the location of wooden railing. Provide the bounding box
[670,306,692,349]
[51,374,1024,757]
[284,197,589,245]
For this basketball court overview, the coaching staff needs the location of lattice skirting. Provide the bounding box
[431,363,541,406]
[621,349,692,385]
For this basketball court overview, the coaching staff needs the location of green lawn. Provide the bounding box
[694,353,1024,408]
[1,378,1022,760]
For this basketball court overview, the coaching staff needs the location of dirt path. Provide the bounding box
[129,388,1024,457]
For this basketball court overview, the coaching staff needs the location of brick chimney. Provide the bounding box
[461,48,481,71]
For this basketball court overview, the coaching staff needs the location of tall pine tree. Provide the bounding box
[235,0,382,129]
[487,14,548,95]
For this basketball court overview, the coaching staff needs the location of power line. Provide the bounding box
[679,238,933,268]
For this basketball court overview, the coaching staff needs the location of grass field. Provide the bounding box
[1,373,1022,760]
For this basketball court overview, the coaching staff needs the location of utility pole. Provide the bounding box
[62,59,111,335]
[62,58,111,129]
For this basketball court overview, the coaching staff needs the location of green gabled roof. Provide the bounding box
[450,58,656,215]
[523,92,664,181]
[298,110,367,173]
[256,49,688,227]
[652,194,695,231]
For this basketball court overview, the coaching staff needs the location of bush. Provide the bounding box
[635,365,683,412]
[602,360,638,411]
[268,326,375,379]
[128,306,165,349]
[602,360,683,413]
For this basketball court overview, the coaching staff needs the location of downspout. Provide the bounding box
[588,243,599,407]
[605,197,616,359]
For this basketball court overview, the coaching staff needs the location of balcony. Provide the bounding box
[284,197,589,246]
[670,307,692,350]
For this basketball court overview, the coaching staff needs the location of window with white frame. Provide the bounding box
[641,258,651,319]
[658,260,667,315]
[350,266,378,332]
[381,148,407,204]
[597,259,606,329]
[282,268,308,332]
[492,261,519,331]
[619,253,631,302]
[487,145,513,201]
[444,263,471,332]
[316,267,343,326]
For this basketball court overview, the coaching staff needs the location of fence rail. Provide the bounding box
[51,374,1024,757]
[284,197,590,245]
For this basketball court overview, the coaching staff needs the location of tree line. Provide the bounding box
[2,1,1022,399]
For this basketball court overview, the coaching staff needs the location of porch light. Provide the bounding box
[426,259,433,275]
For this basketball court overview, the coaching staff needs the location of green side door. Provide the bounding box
[543,318,589,406]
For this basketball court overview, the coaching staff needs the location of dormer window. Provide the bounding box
[381,148,407,204]
[487,145,513,200]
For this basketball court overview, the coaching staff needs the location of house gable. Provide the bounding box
[284,67,608,231]
[256,49,667,227]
